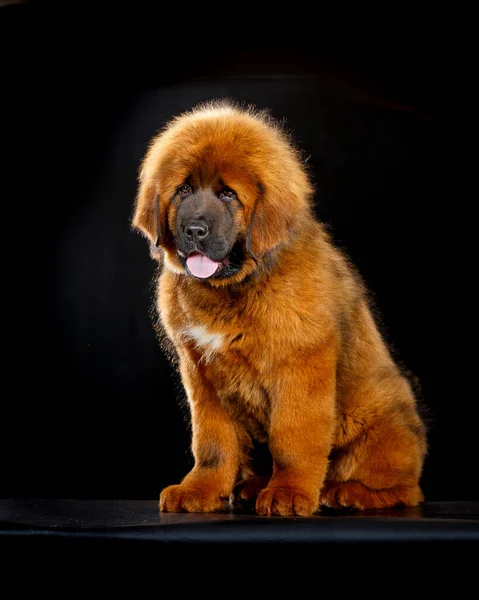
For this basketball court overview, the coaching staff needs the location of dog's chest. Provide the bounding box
[163,280,271,374]
[182,324,227,362]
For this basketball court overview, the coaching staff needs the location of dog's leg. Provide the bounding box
[321,383,426,510]
[321,424,425,509]
[159,356,240,513]
[256,344,337,517]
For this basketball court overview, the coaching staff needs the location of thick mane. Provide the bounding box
[133,100,315,259]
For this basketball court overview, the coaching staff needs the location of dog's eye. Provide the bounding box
[219,189,236,201]
[178,184,191,198]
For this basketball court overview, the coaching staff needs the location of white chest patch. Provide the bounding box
[183,325,225,362]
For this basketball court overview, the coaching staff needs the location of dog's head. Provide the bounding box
[132,101,313,286]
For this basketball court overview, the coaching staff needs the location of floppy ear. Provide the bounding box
[131,179,166,248]
[246,183,306,258]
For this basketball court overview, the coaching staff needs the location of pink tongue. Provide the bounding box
[186,253,220,278]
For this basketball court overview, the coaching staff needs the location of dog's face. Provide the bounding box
[172,183,247,281]
[132,102,313,287]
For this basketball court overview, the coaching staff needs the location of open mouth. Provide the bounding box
[178,242,245,280]
[184,252,230,279]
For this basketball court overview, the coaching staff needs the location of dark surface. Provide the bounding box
[1,499,479,543]
[2,501,477,587]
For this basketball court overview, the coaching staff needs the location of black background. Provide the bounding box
[1,2,475,502]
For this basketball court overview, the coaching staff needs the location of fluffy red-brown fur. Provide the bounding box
[132,100,427,515]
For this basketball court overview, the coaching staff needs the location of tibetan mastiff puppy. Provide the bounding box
[132,100,427,516]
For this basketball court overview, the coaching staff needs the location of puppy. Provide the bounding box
[132,100,427,515]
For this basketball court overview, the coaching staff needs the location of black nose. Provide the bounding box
[185,219,209,241]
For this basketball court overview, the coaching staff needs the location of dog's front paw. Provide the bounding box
[159,484,230,513]
[256,486,318,517]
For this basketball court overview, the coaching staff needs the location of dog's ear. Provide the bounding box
[246,181,310,258]
[132,179,166,248]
